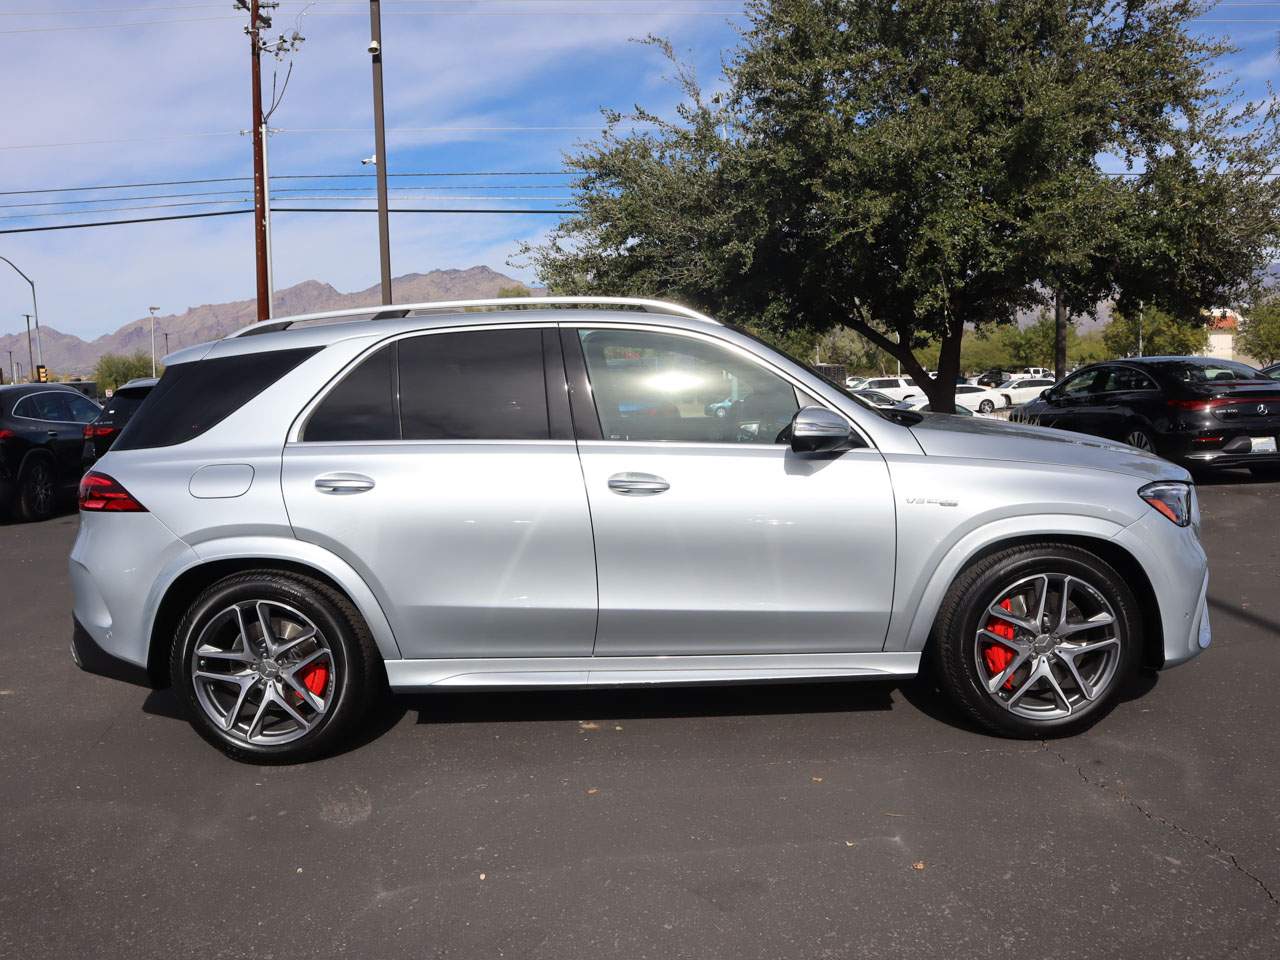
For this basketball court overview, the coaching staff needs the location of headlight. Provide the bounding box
[1139,481,1193,527]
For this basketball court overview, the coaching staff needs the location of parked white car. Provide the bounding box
[858,376,919,401]
[998,376,1057,407]
[892,396,996,419]
[952,383,1008,414]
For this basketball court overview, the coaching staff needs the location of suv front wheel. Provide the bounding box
[172,571,381,762]
[931,544,1141,738]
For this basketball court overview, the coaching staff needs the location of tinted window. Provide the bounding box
[304,343,399,442]
[578,328,799,443]
[100,388,150,425]
[115,346,319,450]
[398,329,548,440]
[1059,368,1106,396]
[32,392,74,421]
[1155,359,1270,384]
[66,394,101,423]
[11,396,38,419]
[1106,367,1158,392]
[867,379,892,389]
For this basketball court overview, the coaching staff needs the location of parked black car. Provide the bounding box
[81,377,158,470]
[1012,356,1280,476]
[973,368,1010,387]
[0,383,102,521]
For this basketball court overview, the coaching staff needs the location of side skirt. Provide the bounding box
[385,651,921,690]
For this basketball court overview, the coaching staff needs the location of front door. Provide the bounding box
[565,324,897,657]
[282,326,597,660]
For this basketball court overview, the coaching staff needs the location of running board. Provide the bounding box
[385,652,921,690]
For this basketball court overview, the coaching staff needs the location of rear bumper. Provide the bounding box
[70,616,159,688]
[1164,432,1280,470]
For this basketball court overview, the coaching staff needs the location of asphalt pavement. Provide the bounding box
[2,477,1278,959]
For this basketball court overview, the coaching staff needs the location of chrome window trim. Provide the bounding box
[9,389,101,426]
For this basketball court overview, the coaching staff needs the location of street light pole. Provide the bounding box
[163,331,171,355]
[148,306,160,376]
[5,349,12,385]
[23,314,34,378]
[368,0,392,304]
[1,255,41,368]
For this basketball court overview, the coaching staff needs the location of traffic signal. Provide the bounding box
[36,365,48,383]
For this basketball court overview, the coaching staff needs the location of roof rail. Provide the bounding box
[228,296,719,338]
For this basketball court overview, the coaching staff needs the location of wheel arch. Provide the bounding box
[897,528,1163,671]
[147,548,401,687]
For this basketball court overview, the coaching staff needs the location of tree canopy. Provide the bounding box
[525,0,1280,411]
[1239,296,1280,366]
[93,352,155,392]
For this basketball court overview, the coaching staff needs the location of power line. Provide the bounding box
[0,171,570,197]
[0,206,578,236]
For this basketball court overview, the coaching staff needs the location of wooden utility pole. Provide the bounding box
[246,0,271,322]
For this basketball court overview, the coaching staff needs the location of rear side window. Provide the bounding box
[114,346,319,450]
[304,343,399,442]
[398,329,548,440]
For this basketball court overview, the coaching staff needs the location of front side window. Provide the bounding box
[577,328,800,443]
[1106,367,1158,392]
[1058,368,1106,397]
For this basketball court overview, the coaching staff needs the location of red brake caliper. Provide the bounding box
[982,599,1017,689]
[291,662,329,704]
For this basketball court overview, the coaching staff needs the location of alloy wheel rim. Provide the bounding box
[191,600,335,746]
[1126,430,1153,451]
[31,464,52,514]
[974,572,1122,721]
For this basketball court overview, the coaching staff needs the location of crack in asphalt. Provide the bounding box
[1043,742,1278,910]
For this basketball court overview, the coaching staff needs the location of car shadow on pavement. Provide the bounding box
[404,679,898,728]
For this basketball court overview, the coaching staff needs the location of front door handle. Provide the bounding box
[608,472,670,496]
[315,473,375,495]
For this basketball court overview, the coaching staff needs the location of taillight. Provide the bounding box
[0,428,14,440]
[82,423,117,439]
[78,472,147,512]
[1166,398,1232,412]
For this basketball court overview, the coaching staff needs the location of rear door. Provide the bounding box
[282,325,598,660]
[564,323,897,657]
[25,391,100,480]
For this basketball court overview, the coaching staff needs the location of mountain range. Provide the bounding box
[0,266,531,378]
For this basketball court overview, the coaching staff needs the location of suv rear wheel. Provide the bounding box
[172,571,381,763]
[931,544,1141,738]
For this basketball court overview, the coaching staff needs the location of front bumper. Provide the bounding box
[1112,508,1210,668]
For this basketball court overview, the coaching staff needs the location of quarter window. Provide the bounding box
[577,328,800,444]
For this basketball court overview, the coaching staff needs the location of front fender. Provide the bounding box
[886,512,1129,653]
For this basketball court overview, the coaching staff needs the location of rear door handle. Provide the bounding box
[608,472,670,496]
[315,473,375,494]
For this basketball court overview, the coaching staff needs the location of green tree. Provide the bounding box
[94,352,155,392]
[496,284,531,298]
[525,1,1280,412]
[1239,296,1280,365]
[1101,308,1209,358]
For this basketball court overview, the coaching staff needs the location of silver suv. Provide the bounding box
[69,298,1210,761]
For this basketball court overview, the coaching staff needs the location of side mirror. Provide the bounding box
[790,406,854,454]
[1039,388,1053,401]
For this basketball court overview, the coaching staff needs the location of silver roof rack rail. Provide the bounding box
[229,296,719,338]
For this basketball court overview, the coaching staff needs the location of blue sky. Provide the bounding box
[0,1,1275,340]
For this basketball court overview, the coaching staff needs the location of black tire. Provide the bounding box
[930,543,1142,738]
[14,454,57,522]
[979,399,995,414]
[1248,462,1280,480]
[171,570,382,763]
